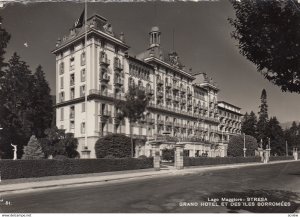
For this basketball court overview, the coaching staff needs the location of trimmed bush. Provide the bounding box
[228,135,258,157]
[269,156,294,161]
[95,134,132,158]
[184,156,261,167]
[0,158,153,180]
[22,135,44,160]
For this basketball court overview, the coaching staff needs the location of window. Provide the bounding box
[70,106,75,119]
[81,52,86,66]
[70,57,75,70]
[60,77,64,89]
[81,69,86,82]
[82,103,85,112]
[59,92,65,102]
[60,108,64,121]
[80,85,85,97]
[70,120,75,129]
[59,62,64,75]
[70,88,75,100]
[70,74,75,86]
[81,122,85,134]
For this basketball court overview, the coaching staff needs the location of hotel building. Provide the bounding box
[53,14,241,158]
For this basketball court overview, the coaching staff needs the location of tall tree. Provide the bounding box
[241,111,257,138]
[115,85,149,157]
[257,89,269,147]
[31,65,53,138]
[229,0,300,93]
[0,53,34,158]
[265,116,285,155]
[40,127,79,158]
[0,16,11,76]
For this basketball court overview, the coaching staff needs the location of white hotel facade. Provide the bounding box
[53,14,242,158]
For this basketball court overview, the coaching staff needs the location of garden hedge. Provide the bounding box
[269,156,294,161]
[184,156,261,167]
[0,158,153,180]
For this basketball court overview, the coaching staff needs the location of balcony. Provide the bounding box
[100,56,110,65]
[102,110,111,117]
[174,122,181,128]
[165,121,173,126]
[157,91,164,98]
[157,78,164,85]
[157,119,164,125]
[180,99,186,104]
[173,83,180,90]
[187,90,192,96]
[100,73,110,82]
[146,117,155,123]
[173,95,180,102]
[166,82,172,88]
[180,87,186,93]
[166,93,172,99]
[114,77,124,86]
[114,58,123,70]
[70,113,75,119]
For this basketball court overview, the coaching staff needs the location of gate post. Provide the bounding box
[175,143,185,170]
[293,148,298,160]
[151,143,161,171]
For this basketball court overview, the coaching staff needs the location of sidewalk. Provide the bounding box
[0,159,297,196]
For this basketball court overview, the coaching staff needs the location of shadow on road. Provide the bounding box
[204,189,299,213]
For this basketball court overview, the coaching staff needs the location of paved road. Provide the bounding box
[1,161,300,213]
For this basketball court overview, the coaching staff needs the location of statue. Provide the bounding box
[10,143,17,160]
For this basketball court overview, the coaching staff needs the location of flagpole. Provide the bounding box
[84,0,88,153]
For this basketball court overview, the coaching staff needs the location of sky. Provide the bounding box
[1,0,300,123]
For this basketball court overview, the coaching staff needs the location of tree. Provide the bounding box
[95,134,131,158]
[265,117,286,155]
[22,135,44,160]
[229,0,300,93]
[257,89,269,147]
[39,127,79,158]
[241,111,258,138]
[228,134,258,157]
[162,148,175,162]
[31,65,53,138]
[0,16,11,76]
[0,53,35,158]
[115,85,150,157]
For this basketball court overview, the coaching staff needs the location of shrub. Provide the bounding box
[22,135,44,160]
[138,155,148,159]
[269,156,294,161]
[0,158,153,180]
[95,134,132,158]
[228,135,258,157]
[162,148,174,162]
[53,155,68,160]
[184,156,261,167]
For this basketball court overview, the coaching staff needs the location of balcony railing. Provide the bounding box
[157,91,164,97]
[70,113,75,119]
[114,58,123,70]
[173,83,180,90]
[114,77,124,85]
[102,110,111,117]
[166,82,172,88]
[157,78,164,85]
[157,119,164,125]
[100,73,110,82]
[100,56,110,65]
[146,89,154,95]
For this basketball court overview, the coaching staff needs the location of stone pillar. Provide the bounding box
[293,148,298,160]
[263,149,270,163]
[151,143,161,171]
[175,143,185,170]
[258,148,264,162]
